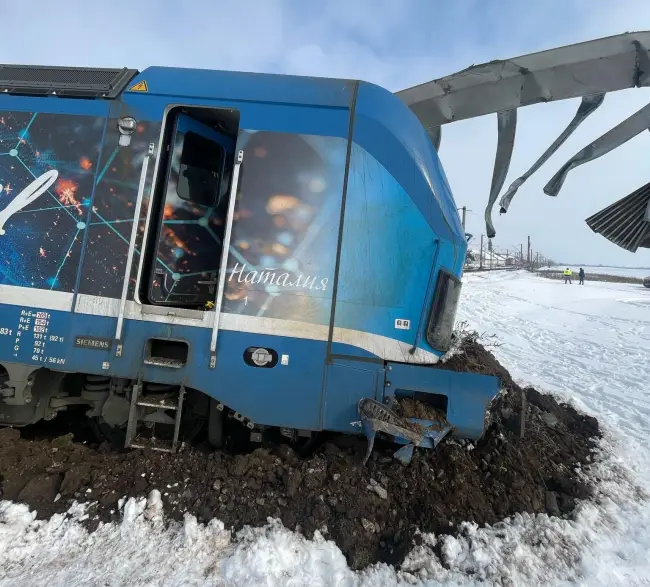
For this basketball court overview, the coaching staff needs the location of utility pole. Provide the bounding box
[527,236,531,269]
[480,234,484,270]
[489,240,493,270]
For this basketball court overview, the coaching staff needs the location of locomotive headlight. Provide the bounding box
[426,270,463,352]
[117,117,137,147]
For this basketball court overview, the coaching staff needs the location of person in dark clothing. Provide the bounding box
[579,267,585,285]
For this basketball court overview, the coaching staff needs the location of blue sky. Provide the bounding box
[3,0,650,266]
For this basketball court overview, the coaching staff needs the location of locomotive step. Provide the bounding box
[128,436,178,454]
[124,378,186,453]
[136,395,179,410]
[143,357,185,369]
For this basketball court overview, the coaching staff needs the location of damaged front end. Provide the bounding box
[355,363,501,465]
[357,397,452,466]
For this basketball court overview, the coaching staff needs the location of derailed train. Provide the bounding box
[0,31,647,461]
[0,64,494,460]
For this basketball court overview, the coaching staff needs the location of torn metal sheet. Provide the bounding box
[397,31,650,129]
[498,93,605,214]
[394,31,650,249]
[544,102,650,197]
[358,398,451,466]
[430,125,442,152]
[358,398,423,466]
[585,181,650,252]
[485,110,517,238]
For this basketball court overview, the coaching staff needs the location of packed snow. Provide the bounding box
[0,271,649,587]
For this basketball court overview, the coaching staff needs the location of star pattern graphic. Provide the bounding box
[0,111,103,291]
[0,109,344,327]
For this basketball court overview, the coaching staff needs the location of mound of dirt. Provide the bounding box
[0,336,601,570]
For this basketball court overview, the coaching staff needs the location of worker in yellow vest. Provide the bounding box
[563,268,572,284]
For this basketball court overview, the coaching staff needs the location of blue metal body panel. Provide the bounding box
[124,93,352,138]
[385,363,499,438]
[3,304,326,430]
[334,141,442,355]
[0,303,496,439]
[127,67,355,109]
[0,64,499,444]
[353,82,465,245]
[323,358,385,432]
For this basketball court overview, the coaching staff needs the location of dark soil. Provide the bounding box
[393,397,447,422]
[0,336,601,571]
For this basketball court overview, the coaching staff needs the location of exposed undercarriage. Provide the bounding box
[0,364,316,453]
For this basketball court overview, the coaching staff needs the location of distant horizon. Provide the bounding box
[466,246,650,270]
[553,263,650,270]
[467,248,650,270]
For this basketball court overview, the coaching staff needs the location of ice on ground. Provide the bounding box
[0,271,649,587]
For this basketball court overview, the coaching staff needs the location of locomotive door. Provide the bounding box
[145,110,236,309]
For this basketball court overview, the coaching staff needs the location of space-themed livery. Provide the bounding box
[0,64,499,459]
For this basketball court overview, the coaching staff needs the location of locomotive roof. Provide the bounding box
[128,66,356,108]
[0,63,356,107]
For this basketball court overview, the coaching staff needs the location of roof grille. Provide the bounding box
[0,64,139,99]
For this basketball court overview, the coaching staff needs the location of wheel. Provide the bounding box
[89,416,127,447]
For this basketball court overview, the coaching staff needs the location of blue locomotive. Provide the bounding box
[0,64,499,462]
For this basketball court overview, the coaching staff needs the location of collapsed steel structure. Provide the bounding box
[396,31,650,252]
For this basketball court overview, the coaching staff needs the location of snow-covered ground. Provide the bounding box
[1,271,649,587]
[549,265,650,279]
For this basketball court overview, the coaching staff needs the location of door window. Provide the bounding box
[146,112,232,307]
